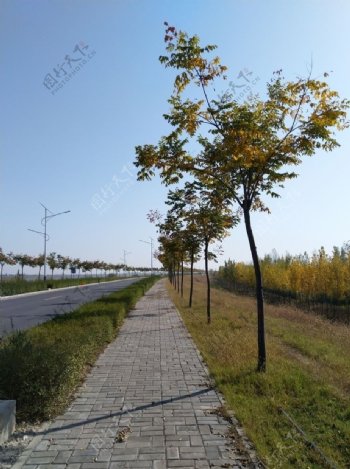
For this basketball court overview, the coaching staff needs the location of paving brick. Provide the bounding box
[138,453,166,461]
[167,460,196,467]
[54,450,73,463]
[166,447,179,459]
[153,460,167,469]
[31,450,58,458]
[35,465,66,469]
[25,457,57,464]
[81,463,109,469]
[110,454,138,462]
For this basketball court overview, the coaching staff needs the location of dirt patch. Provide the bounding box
[0,422,47,468]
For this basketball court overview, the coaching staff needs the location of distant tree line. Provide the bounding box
[0,248,163,281]
[217,245,350,323]
[218,244,350,301]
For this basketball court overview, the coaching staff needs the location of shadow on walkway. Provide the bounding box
[35,387,213,436]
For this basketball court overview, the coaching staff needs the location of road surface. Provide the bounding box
[0,278,142,338]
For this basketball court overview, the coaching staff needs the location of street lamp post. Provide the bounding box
[28,203,70,281]
[139,237,153,275]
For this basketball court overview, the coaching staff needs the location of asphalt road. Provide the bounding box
[0,278,142,338]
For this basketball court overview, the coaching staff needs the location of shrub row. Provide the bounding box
[0,276,128,297]
[0,276,158,422]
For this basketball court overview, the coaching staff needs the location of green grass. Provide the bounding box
[167,276,350,468]
[0,275,131,297]
[0,276,158,423]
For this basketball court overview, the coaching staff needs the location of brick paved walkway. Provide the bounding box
[17,281,259,469]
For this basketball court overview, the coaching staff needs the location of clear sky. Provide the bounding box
[1,0,349,272]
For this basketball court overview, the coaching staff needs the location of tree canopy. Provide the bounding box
[134,24,349,371]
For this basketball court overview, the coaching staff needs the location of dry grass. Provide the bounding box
[167,275,350,468]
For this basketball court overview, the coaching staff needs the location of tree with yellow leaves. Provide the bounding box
[134,24,349,371]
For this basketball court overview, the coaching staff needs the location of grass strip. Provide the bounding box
[0,276,158,423]
[0,276,133,297]
[167,276,350,468]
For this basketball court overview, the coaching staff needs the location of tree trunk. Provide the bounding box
[38,265,42,280]
[243,206,266,372]
[189,250,194,308]
[177,263,180,293]
[0,264,3,282]
[204,239,211,324]
[21,265,24,280]
[181,260,184,297]
[51,269,54,279]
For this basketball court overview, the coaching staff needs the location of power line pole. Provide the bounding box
[122,249,131,266]
[139,237,154,275]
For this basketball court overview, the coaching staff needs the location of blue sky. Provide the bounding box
[1,0,349,271]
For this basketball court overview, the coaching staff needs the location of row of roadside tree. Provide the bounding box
[0,248,161,281]
[0,248,126,281]
[133,24,349,372]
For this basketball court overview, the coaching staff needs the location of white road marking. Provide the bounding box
[43,295,62,301]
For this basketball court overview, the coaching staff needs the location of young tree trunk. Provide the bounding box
[0,264,3,282]
[181,260,184,297]
[177,263,180,294]
[243,206,266,372]
[51,269,54,280]
[189,250,194,308]
[21,265,24,280]
[204,239,211,324]
[38,266,42,280]
[170,263,173,285]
